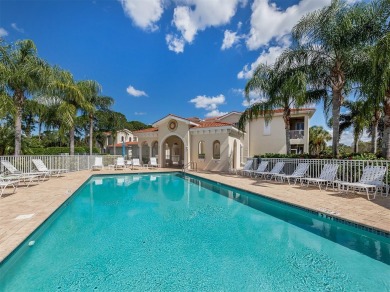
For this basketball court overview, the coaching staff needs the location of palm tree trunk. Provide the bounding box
[70,127,75,155]
[383,91,390,159]
[113,134,116,155]
[354,136,358,153]
[371,110,380,154]
[283,108,291,154]
[89,115,93,155]
[14,90,24,156]
[332,89,342,157]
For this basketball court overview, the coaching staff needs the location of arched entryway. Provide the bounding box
[161,135,185,168]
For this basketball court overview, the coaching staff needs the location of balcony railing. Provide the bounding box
[290,130,304,139]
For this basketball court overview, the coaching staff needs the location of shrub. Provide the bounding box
[30,147,100,155]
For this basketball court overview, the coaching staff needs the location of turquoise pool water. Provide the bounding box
[1,173,389,291]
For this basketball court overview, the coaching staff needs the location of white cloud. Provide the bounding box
[168,0,244,52]
[339,129,371,147]
[11,23,24,33]
[166,34,185,53]
[119,0,163,31]
[246,0,331,50]
[221,30,240,50]
[190,94,225,110]
[205,109,228,118]
[190,94,227,117]
[0,28,8,37]
[232,88,265,106]
[237,40,290,79]
[134,112,146,115]
[126,85,148,97]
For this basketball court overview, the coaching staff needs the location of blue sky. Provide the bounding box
[1,0,362,145]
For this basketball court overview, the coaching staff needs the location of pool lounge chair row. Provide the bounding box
[0,159,68,197]
[238,160,388,200]
[92,157,160,171]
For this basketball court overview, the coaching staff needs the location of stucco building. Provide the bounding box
[120,108,315,172]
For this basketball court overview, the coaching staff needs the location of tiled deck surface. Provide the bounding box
[1,168,389,262]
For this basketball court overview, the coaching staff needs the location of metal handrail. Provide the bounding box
[182,161,197,172]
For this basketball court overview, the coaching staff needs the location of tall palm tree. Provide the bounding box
[48,70,92,155]
[338,100,370,153]
[238,64,322,154]
[278,0,385,157]
[78,81,114,155]
[0,39,51,155]
[309,126,332,156]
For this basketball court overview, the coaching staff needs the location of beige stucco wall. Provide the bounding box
[249,117,286,156]
[189,132,227,171]
[218,113,241,124]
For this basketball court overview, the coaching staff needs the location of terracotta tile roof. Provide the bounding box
[153,113,200,125]
[132,127,158,133]
[193,121,234,128]
[108,141,139,148]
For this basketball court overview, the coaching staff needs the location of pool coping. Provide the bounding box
[183,172,390,239]
[1,169,389,264]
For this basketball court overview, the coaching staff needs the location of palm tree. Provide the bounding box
[309,126,332,156]
[78,81,114,155]
[372,32,390,158]
[338,100,369,153]
[278,0,385,157]
[48,70,92,155]
[0,39,51,155]
[238,64,322,154]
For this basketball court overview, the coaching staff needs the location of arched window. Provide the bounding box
[198,141,205,159]
[213,140,220,159]
[152,141,158,157]
[121,136,124,142]
[129,137,132,142]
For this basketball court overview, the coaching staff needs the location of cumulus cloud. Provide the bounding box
[126,85,148,97]
[119,0,163,31]
[166,34,185,53]
[190,94,227,117]
[238,37,291,79]
[167,0,244,52]
[339,129,371,147]
[246,0,331,50]
[221,30,240,50]
[190,94,225,110]
[206,109,228,118]
[11,23,24,33]
[0,28,8,37]
[232,88,265,107]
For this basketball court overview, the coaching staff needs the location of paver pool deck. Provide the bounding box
[1,168,389,262]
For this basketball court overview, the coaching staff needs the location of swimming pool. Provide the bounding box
[1,173,389,291]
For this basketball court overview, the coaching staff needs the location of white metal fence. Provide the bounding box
[0,155,122,174]
[247,157,390,185]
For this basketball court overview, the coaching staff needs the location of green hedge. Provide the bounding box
[29,147,100,155]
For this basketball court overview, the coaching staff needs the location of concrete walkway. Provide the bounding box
[1,169,389,262]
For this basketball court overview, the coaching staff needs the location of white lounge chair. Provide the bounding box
[245,160,268,177]
[32,159,68,177]
[1,160,43,186]
[0,176,19,197]
[274,163,310,185]
[132,158,141,169]
[255,162,285,180]
[150,157,160,168]
[238,160,254,176]
[125,159,132,168]
[300,164,339,190]
[337,165,387,200]
[92,157,104,170]
[114,157,125,170]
